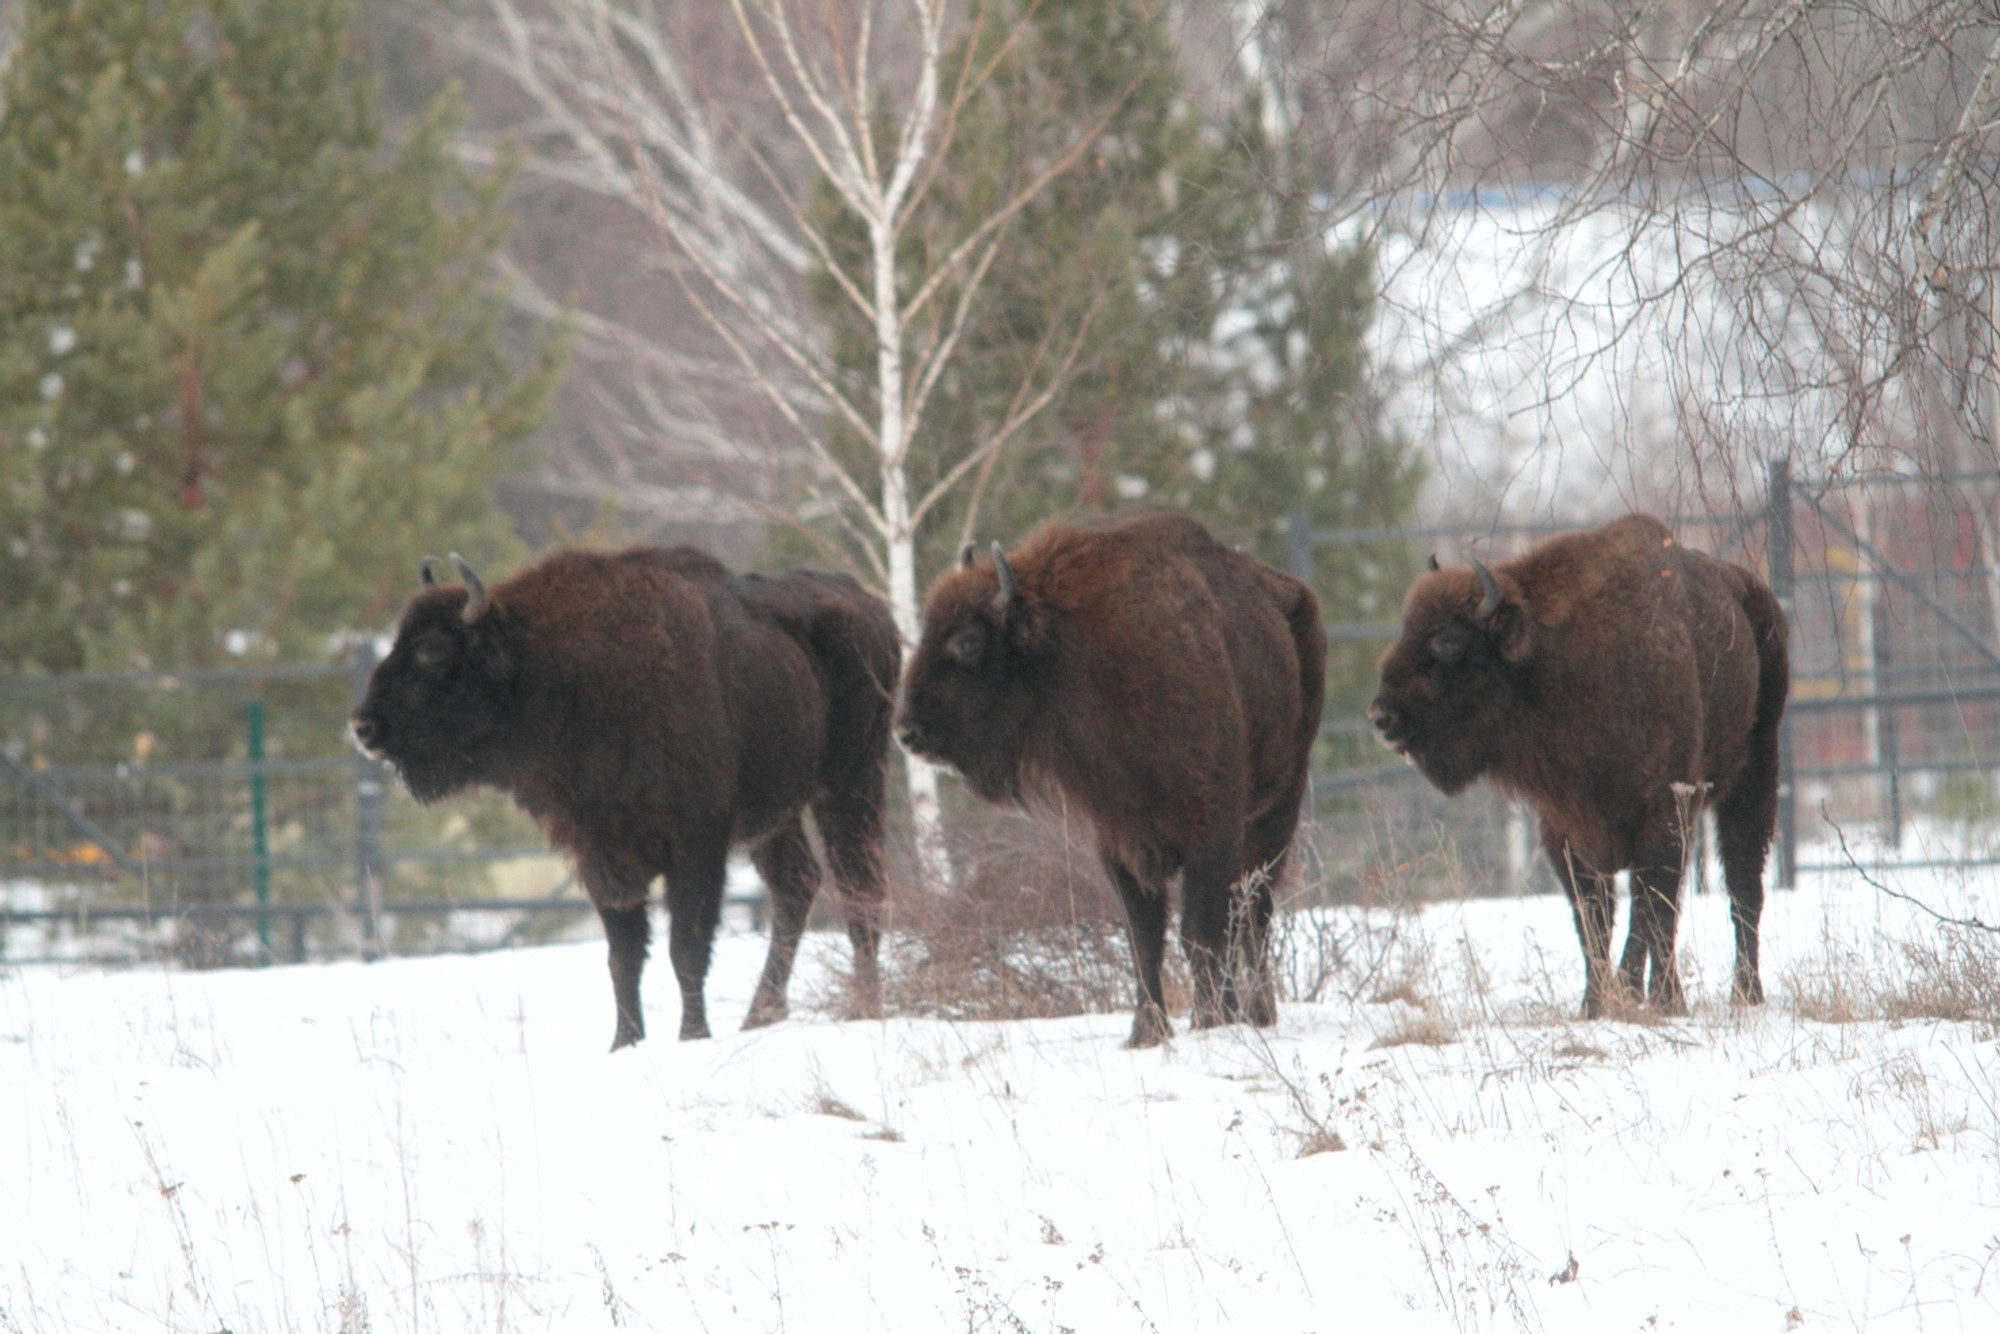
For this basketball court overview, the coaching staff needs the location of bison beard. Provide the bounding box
[1370,514,1789,1017]
[351,547,900,1050]
[898,515,1325,1047]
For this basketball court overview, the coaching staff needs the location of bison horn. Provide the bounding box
[959,541,978,569]
[451,552,491,624]
[1471,558,1503,621]
[990,541,1016,610]
[419,556,442,588]
[1426,553,1441,573]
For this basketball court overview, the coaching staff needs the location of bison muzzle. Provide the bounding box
[1369,513,1788,1016]
[352,546,900,1050]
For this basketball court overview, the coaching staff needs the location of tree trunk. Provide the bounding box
[873,212,953,891]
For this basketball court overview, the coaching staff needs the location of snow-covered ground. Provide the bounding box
[5,860,1999,1333]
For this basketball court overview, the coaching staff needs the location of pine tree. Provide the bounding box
[0,0,561,678]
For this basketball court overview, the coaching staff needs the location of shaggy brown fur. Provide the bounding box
[897,514,1325,1047]
[1370,514,1789,1016]
[351,547,899,1050]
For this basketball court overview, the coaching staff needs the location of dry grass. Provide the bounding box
[865,811,1165,1023]
[1783,916,2000,1032]
[1367,1011,1459,1050]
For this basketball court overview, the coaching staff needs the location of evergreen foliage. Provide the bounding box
[0,0,561,679]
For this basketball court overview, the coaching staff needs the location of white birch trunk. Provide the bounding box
[871,186,953,892]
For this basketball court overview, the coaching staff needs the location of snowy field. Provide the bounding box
[5,857,2000,1333]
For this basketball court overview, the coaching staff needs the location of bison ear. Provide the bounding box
[1426,553,1440,573]
[1488,603,1532,663]
[1469,561,1536,663]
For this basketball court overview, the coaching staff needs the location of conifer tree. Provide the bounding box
[0,0,560,676]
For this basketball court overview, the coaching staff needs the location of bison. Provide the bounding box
[1368,513,1789,1016]
[350,547,900,1049]
[897,514,1326,1047]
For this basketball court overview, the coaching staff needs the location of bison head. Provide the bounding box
[1369,558,1534,795]
[897,542,1052,803]
[350,555,520,803]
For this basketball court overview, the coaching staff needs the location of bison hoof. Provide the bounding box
[610,1027,645,1052]
[1125,1006,1172,1049]
[1732,976,1766,1007]
[1234,989,1278,1028]
[740,1003,787,1031]
[678,1019,713,1041]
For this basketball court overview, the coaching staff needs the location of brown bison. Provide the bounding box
[1369,513,1788,1015]
[350,547,900,1050]
[897,514,1326,1047]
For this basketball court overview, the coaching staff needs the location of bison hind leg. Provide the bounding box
[1715,765,1777,1010]
[1225,794,1305,1029]
[743,818,823,1031]
[1179,841,1248,1032]
[813,787,888,1022]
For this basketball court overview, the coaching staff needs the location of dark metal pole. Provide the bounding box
[1872,590,1902,845]
[247,698,272,962]
[1285,509,1314,585]
[351,641,386,960]
[1767,457,1797,889]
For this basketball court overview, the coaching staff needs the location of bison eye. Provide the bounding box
[413,640,450,673]
[945,627,985,667]
[1428,628,1468,666]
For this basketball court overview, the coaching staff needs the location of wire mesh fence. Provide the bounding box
[0,654,584,966]
[10,467,2000,965]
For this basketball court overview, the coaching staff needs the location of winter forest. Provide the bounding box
[5,0,2000,1330]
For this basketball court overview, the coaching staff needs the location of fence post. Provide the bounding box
[351,641,386,960]
[1873,590,1902,845]
[1285,509,1314,584]
[247,698,272,962]
[1767,457,1797,889]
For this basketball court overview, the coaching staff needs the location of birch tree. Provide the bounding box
[460,0,1131,885]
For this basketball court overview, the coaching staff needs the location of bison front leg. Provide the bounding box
[664,835,730,1041]
[1623,860,1687,1015]
[595,901,651,1051]
[743,818,822,1031]
[1545,832,1620,1019]
[1102,852,1172,1048]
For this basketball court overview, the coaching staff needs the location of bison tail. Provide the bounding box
[1282,579,1328,732]
[1738,575,1790,737]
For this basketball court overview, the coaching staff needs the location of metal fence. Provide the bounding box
[10,465,2000,965]
[0,651,593,966]
[1293,462,2000,900]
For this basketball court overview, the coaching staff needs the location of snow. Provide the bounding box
[5,862,1999,1333]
